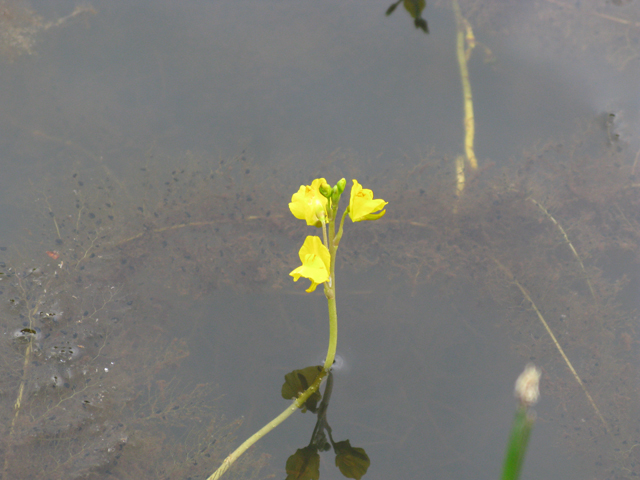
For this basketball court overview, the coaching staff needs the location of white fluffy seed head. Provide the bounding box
[515,363,541,407]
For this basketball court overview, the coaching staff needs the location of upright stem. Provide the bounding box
[323,296,338,372]
[208,190,342,480]
[452,0,477,171]
[501,404,534,480]
[322,201,339,372]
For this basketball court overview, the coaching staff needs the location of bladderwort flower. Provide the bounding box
[289,178,331,227]
[290,236,331,292]
[209,177,388,480]
[348,180,387,222]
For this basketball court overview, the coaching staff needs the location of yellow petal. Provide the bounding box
[349,180,388,222]
[300,236,330,271]
[288,179,329,227]
[289,236,330,292]
[289,186,310,220]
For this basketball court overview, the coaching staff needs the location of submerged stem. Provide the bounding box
[527,196,597,300]
[492,257,609,433]
[452,0,477,172]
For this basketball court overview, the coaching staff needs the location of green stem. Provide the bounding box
[323,295,338,372]
[320,218,329,250]
[208,186,343,480]
[501,404,534,480]
[334,208,349,247]
[322,200,339,372]
[207,369,328,480]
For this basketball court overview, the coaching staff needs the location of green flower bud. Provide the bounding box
[331,185,341,204]
[319,182,333,199]
[336,178,346,194]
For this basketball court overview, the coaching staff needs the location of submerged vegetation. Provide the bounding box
[0,1,95,60]
[0,112,638,477]
[209,177,384,479]
[0,158,272,479]
[0,0,638,478]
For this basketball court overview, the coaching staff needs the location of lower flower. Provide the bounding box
[290,236,331,292]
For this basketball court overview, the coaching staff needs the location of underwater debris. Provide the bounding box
[1,107,638,478]
[0,2,96,60]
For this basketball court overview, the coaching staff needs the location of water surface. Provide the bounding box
[0,0,638,478]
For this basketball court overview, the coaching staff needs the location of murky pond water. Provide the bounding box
[0,0,638,479]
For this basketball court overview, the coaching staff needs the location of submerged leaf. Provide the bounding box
[334,440,371,480]
[286,446,320,480]
[282,365,323,413]
[385,1,401,16]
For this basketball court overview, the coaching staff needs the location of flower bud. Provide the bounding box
[319,182,333,199]
[336,178,346,194]
[331,185,342,204]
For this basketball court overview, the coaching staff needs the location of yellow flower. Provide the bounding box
[348,180,387,222]
[289,178,330,227]
[290,236,331,292]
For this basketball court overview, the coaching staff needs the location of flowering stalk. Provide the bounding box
[501,364,541,480]
[208,178,386,480]
[322,193,340,372]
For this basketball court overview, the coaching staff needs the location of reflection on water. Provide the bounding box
[0,0,638,479]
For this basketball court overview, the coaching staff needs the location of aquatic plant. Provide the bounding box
[1,112,638,478]
[208,178,386,480]
[0,162,271,480]
[501,364,541,480]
